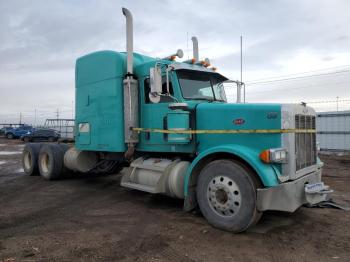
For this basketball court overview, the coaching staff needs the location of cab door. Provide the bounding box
[140,75,175,146]
[139,73,193,152]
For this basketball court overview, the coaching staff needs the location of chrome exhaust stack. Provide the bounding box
[122,7,134,74]
[122,7,138,157]
[191,36,199,62]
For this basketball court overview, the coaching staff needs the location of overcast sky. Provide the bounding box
[1,0,350,125]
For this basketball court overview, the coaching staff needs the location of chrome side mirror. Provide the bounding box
[150,67,162,94]
[149,67,162,103]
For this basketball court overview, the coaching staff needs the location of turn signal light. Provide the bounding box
[259,149,270,163]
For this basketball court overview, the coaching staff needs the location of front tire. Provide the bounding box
[6,133,14,139]
[196,159,262,233]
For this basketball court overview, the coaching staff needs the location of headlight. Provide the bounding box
[260,148,288,163]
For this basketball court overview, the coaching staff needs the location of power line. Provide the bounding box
[306,99,350,104]
[247,79,350,94]
[246,69,350,85]
[246,64,350,83]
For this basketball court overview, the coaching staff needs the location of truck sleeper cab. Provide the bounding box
[21,7,330,233]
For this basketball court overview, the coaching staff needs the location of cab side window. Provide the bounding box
[144,76,174,103]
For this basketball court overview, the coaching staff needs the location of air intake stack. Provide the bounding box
[122,7,138,156]
[183,36,200,64]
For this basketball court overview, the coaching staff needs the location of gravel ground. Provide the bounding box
[0,137,349,262]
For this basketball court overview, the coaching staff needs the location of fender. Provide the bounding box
[184,144,280,196]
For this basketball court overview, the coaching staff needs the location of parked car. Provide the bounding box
[5,125,34,139]
[0,127,14,137]
[21,128,61,142]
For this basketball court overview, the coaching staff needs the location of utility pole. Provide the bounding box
[19,112,22,125]
[34,109,37,127]
[56,108,62,134]
[240,35,243,85]
[71,101,74,119]
[186,32,189,60]
[237,35,244,103]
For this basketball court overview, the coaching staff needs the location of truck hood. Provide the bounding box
[195,102,282,131]
[194,102,283,154]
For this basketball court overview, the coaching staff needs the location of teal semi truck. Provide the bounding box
[22,8,330,232]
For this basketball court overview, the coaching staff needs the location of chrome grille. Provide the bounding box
[295,114,316,171]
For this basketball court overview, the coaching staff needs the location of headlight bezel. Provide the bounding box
[260,148,288,164]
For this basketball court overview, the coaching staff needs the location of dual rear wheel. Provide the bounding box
[22,143,69,180]
[22,144,123,179]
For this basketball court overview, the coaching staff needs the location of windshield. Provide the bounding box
[177,69,228,101]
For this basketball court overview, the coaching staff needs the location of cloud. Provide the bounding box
[1,0,350,124]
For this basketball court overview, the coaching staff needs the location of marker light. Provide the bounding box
[200,60,210,67]
[260,148,287,163]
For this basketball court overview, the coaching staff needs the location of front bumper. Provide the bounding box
[257,169,328,212]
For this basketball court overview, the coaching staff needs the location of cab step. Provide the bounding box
[120,181,157,193]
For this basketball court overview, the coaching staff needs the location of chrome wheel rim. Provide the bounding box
[41,153,50,173]
[23,151,32,170]
[207,175,241,217]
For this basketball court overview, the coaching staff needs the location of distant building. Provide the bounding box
[316,111,350,151]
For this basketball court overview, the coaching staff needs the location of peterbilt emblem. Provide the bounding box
[233,118,245,125]
[267,112,278,119]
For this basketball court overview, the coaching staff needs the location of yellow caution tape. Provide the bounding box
[132,128,316,134]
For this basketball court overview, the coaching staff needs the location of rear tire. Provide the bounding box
[23,137,31,143]
[22,143,42,176]
[48,136,56,142]
[38,144,66,180]
[196,159,261,233]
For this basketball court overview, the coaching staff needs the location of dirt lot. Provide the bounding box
[0,137,349,262]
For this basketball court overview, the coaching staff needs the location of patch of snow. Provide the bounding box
[0,160,7,165]
[17,168,24,173]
